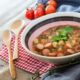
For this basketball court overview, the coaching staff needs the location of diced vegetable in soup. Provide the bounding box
[33,26,80,57]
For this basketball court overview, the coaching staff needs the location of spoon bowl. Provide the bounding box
[10,20,22,34]
[10,19,25,60]
[2,30,10,41]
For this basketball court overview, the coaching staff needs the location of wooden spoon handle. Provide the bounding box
[13,36,18,60]
[8,45,16,79]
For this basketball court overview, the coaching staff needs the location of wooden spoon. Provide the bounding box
[10,20,25,60]
[2,30,16,79]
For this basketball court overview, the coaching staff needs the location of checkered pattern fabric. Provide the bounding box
[0,25,53,74]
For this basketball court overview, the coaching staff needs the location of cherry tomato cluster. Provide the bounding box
[25,0,57,20]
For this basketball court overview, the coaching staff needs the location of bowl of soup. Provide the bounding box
[21,12,80,64]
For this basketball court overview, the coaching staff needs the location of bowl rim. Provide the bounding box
[21,12,80,60]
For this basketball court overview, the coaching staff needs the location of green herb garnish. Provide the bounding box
[52,35,61,42]
[52,35,67,42]
[52,26,73,42]
[58,26,73,36]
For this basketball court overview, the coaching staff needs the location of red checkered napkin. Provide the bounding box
[0,24,53,74]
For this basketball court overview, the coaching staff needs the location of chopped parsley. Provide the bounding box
[52,26,73,42]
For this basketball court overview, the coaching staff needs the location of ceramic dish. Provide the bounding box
[21,12,80,64]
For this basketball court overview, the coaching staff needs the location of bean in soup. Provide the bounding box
[32,26,80,57]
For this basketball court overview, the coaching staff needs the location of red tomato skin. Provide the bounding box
[34,7,45,18]
[45,5,56,14]
[47,0,57,8]
[25,9,34,20]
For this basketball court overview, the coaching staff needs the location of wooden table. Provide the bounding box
[0,60,34,80]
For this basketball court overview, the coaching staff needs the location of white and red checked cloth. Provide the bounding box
[0,24,54,74]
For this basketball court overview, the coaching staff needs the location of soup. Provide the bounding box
[32,25,80,57]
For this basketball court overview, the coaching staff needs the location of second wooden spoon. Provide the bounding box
[10,20,25,60]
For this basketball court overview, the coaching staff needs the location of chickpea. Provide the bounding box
[33,38,39,44]
[58,46,63,51]
[52,42,58,48]
[56,32,59,35]
[48,36,52,39]
[58,40,64,46]
[71,39,76,46]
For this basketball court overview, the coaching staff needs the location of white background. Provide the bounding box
[0,0,37,28]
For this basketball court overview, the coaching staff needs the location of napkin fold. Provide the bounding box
[41,0,80,80]
[57,0,80,12]
[41,64,80,80]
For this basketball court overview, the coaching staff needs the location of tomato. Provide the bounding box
[45,5,56,14]
[25,8,34,20]
[37,3,44,9]
[34,7,45,18]
[47,0,57,8]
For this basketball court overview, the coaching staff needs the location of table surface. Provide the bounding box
[0,60,34,80]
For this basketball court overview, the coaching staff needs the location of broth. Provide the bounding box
[32,25,80,57]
